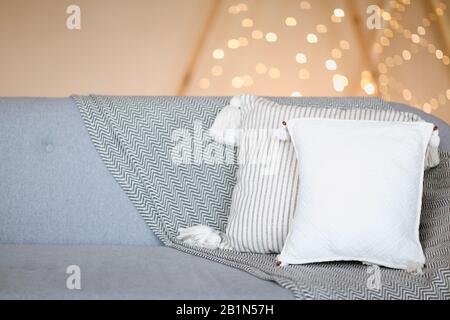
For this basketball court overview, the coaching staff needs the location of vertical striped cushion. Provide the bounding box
[226,94,439,253]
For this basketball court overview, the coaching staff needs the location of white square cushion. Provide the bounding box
[278,118,434,270]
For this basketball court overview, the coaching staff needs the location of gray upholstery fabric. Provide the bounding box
[0,98,160,246]
[0,244,293,300]
[0,97,448,247]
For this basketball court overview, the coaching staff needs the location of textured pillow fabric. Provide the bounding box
[278,119,433,271]
[224,94,439,254]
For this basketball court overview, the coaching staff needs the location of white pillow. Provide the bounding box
[278,118,434,271]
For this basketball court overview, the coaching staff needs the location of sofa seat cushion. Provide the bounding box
[0,244,293,300]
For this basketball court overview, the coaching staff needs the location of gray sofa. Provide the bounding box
[1,97,449,299]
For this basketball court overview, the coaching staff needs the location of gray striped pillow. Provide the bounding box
[225,94,439,253]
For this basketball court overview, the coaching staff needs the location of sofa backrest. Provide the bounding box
[0,98,161,245]
[1,96,448,246]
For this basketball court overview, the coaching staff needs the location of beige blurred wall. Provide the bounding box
[0,0,213,96]
[184,0,450,123]
[1,0,449,123]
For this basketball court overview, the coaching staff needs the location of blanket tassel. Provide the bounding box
[177,225,230,250]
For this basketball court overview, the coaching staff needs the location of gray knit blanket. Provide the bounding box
[72,95,450,300]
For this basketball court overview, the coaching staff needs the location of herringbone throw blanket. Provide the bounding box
[72,95,450,300]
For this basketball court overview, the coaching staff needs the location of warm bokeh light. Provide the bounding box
[417,26,426,35]
[402,50,412,60]
[236,3,248,12]
[403,89,412,101]
[242,75,253,86]
[228,6,239,14]
[212,49,224,60]
[251,30,263,39]
[241,18,253,28]
[382,11,391,21]
[198,78,210,89]
[380,37,390,46]
[298,68,310,80]
[331,48,342,59]
[331,15,342,23]
[228,39,240,49]
[306,33,318,43]
[238,37,248,47]
[325,59,337,71]
[316,24,327,33]
[364,83,376,95]
[231,76,244,88]
[334,8,345,18]
[300,1,311,10]
[411,34,420,43]
[255,63,267,74]
[339,40,350,50]
[268,67,281,79]
[443,56,450,65]
[265,32,278,42]
[285,17,297,26]
[295,53,307,64]
[333,74,348,92]
[211,65,223,76]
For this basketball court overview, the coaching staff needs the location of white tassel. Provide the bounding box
[177,225,223,250]
[406,262,424,275]
[274,128,289,141]
[230,96,242,108]
[208,98,241,146]
[274,121,290,142]
[430,129,440,147]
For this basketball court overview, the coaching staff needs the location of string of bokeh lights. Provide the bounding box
[374,0,449,113]
[198,0,449,114]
